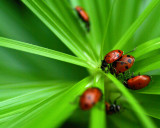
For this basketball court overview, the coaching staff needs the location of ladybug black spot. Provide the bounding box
[127,55,130,57]
[121,62,124,65]
[125,66,129,69]
[84,104,89,108]
[119,71,121,73]
[118,50,121,53]
[128,59,132,64]
[87,95,91,100]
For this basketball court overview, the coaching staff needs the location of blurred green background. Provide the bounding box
[0,0,160,128]
[0,0,88,84]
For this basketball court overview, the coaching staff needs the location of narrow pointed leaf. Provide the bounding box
[0,37,94,69]
[113,0,160,49]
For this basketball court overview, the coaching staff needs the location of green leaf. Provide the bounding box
[0,37,94,69]
[136,61,160,74]
[0,81,71,126]
[113,0,160,49]
[105,73,156,128]
[21,0,97,63]
[90,74,106,128]
[132,37,160,61]
[100,0,116,61]
[133,93,160,120]
[132,54,160,74]
[2,76,92,128]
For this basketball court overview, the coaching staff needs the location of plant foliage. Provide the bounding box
[0,0,160,128]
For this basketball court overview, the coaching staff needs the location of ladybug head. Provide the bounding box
[101,60,108,67]
[123,81,129,88]
[75,6,82,11]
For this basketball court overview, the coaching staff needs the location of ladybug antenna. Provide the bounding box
[113,93,122,104]
[125,47,136,54]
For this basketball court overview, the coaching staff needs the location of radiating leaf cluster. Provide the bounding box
[0,0,160,128]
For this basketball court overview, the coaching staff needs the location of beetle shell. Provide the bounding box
[104,50,123,64]
[113,55,135,74]
[79,87,102,110]
[75,6,89,22]
[126,75,151,90]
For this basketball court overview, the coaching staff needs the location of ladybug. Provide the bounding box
[75,6,90,31]
[101,50,123,71]
[113,55,135,74]
[79,87,102,110]
[105,102,121,114]
[124,75,151,90]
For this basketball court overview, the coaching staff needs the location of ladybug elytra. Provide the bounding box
[124,75,151,90]
[101,50,123,71]
[79,87,102,110]
[113,55,135,74]
[75,6,90,31]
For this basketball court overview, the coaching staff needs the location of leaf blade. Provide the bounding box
[0,37,94,69]
[113,0,160,49]
[106,73,156,128]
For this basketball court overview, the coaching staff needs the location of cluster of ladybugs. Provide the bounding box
[75,6,151,113]
[101,49,151,90]
[78,49,151,114]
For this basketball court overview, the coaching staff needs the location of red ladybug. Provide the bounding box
[124,75,151,90]
[75,6,90,31]
[105,102,121,114]
[113,55,135,74]
[101,50,123,71]
[79,87,102,110]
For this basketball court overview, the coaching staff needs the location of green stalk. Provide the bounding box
[90,74,106,128]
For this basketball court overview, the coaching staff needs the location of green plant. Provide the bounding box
[0,0,160,128]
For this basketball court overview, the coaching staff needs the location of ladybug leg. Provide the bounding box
[123,73,127,81]
[105,64,110,73]
[109,64,114,74]
[86,22,90,32]
[138,72,140,76]
[131,72,134,78]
